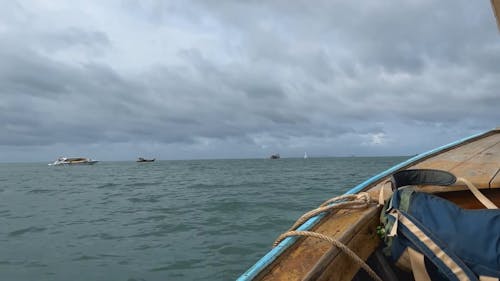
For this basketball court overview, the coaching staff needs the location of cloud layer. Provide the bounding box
[0,0,499,161]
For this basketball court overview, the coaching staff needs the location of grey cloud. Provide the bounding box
[0,48,70,97]
[39,28,111,52]
[0,0,499,161]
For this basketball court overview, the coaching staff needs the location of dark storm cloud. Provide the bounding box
[0,48,69,97]
[0,0,498,161]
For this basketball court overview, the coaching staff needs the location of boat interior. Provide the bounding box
[249,129,500,281]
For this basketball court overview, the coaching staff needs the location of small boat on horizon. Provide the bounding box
[49,157,98,166]
[270,153,280,159]
[136,157,155,162]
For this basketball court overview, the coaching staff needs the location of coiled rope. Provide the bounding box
[273,192,382,281]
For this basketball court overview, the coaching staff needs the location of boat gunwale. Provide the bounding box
[237,128,499,281]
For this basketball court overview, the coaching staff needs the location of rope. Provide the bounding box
[272,192,382,281]
[286,192,371,232]
[274,231,383,281]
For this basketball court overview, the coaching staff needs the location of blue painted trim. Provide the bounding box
[236,213,327,281]
[236,130,489,281]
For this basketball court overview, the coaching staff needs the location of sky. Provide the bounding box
[0,0,499,162]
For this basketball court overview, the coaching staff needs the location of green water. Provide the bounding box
[0,157,407,280]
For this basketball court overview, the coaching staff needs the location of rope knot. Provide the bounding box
[272,192,382,281]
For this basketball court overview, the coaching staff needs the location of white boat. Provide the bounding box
[48,157,99,166]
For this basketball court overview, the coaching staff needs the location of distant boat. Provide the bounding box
[270,153,280,159]
[137,157,155,162]
[304,152,308,159]
[48,157,98,166]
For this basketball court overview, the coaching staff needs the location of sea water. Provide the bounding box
[0,157,407,280]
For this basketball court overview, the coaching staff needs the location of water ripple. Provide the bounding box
[127,194,165,203]
[8,226,46,237]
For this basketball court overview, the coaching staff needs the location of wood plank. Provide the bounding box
[411,133,500,172]
[438,189,500,209]
[305,206,381,281]
[490,168,500,188]
[366,132,500,197]
[316,223,380,281]
[411,134,500,189]
[449,141,500,188]
[258,207,375,281]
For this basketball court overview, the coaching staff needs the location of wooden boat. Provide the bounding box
[137,157,155,162]
[238,128,500,280]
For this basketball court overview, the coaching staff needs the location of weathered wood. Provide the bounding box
[315,215,380,281]
[438,189,500,209]
[413,132,500,168]
[490,168,500,188]
[303,206,381,281]
[449,140,500,188]
[412,134,500,188]
[258,207,376,281]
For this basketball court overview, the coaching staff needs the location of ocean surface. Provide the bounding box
[0,157,407,281]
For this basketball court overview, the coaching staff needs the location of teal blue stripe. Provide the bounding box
[236,129,489,281]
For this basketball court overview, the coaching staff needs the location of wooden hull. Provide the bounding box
[238,128,500,281]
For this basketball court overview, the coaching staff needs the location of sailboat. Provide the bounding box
[304,152,308,159]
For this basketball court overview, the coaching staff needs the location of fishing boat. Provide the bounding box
[270,154,280,159]
[48,157,98,166]
[238,128,500,281]
[136,157,155,162]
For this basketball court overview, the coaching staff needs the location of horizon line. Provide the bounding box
[0,155,413,164]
